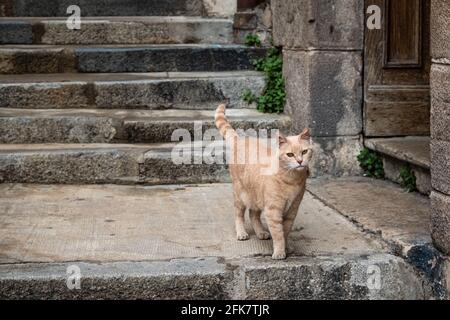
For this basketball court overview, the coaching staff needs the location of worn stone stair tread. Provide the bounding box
[365,137,431,195]
[0,142,228,184]
[0,44,266,74]
[0,142,157,153]
[0,70,264,83]
[365,137,430,169]
[0,43,254,49]
[1,0,205,17]
[0,182,429,299]
[0,108,291,144]
[0,71,266,110]
[0,107,286,121]
[0,16,231,22]
[0,16,233,45]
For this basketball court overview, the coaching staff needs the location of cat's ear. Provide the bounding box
[278,133,288,147]
[299,128,311,141]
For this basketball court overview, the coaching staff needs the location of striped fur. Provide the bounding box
[215,104,237,139]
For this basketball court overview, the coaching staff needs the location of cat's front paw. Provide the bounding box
[237,232,250,241]
[272,251,287,260]
[257,231,271,240]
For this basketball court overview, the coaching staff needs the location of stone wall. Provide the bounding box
[430,0,450,256]
[272,0,364,177]
[204,0,237,17]
[233,0,273,45]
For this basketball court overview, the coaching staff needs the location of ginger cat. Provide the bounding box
[215,104,313,260]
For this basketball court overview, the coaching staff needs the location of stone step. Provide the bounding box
[0,17,233,45]
[0,44,266,74]
[0,109,290,143]
[0,0,205,17]
[0,71,266,109]
[0,143,230,184]
[308,177,448,299]
[366,137,431,194]
[0,182,429,299]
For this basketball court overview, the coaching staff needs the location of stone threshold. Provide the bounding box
[365,137,431,194]
[365,136,430,170]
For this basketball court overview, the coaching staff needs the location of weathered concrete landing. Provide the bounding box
[0,184,385,263]
[0,179,435,299]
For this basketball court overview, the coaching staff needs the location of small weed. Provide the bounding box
[357,148,385,179]
[242,89,258,104]
[242,46,286,113]
[245,34,262,47]
[399,166,417,192]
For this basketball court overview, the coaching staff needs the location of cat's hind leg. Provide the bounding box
[250,210,271,240]
[234,202,249,241]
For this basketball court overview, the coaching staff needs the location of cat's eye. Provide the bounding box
[286,153,295,158]
[302,150,309,155]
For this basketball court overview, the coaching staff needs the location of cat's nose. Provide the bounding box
[297,159,303,165]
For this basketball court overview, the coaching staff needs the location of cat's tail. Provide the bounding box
[215,104,237,140]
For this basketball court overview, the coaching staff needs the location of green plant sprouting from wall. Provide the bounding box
[399,165,417,192]
[357,148,385,179]
[245,34,262,47]
[242,35,286,114]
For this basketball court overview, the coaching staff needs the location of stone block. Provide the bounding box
[143,148,230,185]
[382,155,431,195]
[124,112,291,143]
[309,136,363,177]
[431,0,450,62]
[0,73,266,109]
[75,46,266,73]
[94,75,266,109]
[0,47,75,74]
[203,0,236,17]
[40,18,233,45]
[234,12,258,30]
[283,49,363,137]
[272,0,364,50]
[0,82,90,109]
[431,192,450,255]
[0,46,265,74]
[0,116,119,144]
[0,147,142,184]
[0,259,231,299]
[431,64,450,141]
[0,108,290,144]
[431,139,450,195]
[241,254,427,300]
[0,21,33,44]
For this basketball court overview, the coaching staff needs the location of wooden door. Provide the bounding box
[364,0,430,137]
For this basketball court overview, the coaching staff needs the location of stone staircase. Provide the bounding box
[0,0,444,300]
[0,0,290,185]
